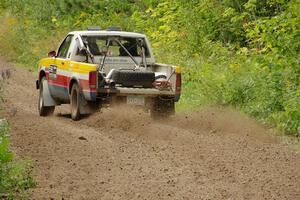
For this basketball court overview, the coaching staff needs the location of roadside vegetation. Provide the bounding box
[0,0,299,136]
[0,72,35,199]
[0,120,35,199]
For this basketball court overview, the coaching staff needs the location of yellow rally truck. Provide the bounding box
[36,27,181,120]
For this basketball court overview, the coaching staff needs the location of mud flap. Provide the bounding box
[79,93,98,115]
[42,80,59,106]
[152,96,175,116]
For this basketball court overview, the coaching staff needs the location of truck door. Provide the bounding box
[48,35,73,102]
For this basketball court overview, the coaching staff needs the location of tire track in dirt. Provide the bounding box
[1,62,300,200]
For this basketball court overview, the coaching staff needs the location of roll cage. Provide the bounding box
[75,34,148,72]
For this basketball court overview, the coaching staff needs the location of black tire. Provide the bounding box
[150,96,175,120]
[70,83,81,121]
[38,77,55,116]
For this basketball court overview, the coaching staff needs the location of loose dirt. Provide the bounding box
[1,62,300,200]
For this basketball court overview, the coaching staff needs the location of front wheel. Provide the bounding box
[38,77,55,116]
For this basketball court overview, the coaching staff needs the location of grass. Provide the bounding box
[0,74,35,199]
[0,120,36,200]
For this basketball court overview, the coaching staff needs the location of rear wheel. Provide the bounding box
[70,83,81,121]
[38,77,55,116]
[150,96,175,119]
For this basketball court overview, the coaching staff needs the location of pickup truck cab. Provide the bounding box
[37,27,181,120]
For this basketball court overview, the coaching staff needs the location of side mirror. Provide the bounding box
[48,51,56,57]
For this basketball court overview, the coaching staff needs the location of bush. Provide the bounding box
[0,0,299,136]
[0,119,36,199]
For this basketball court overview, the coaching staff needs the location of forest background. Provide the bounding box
[0,0,299,136]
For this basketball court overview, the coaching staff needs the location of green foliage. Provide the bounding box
[0,120,36,199]
[0,0,299,136]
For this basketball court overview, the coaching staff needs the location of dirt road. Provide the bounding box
[2,63,300,200]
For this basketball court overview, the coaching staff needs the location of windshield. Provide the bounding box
[80,36,150,57]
